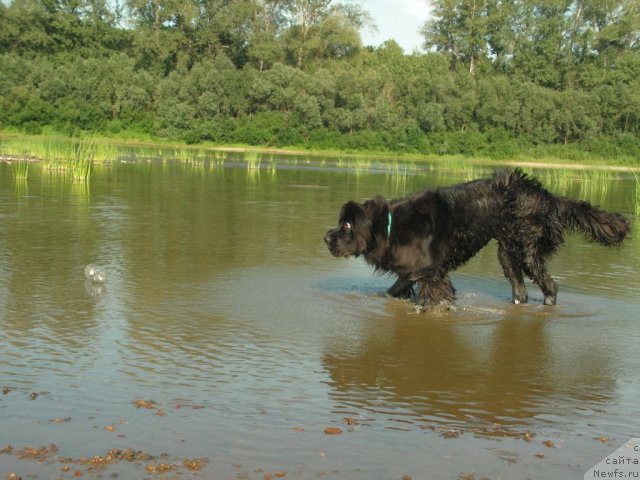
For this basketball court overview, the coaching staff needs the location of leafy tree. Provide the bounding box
[422,0,490,74]
[283,0,365,68]
[475,75,519,131]
[246,0,288,70]
[0,0,57,55]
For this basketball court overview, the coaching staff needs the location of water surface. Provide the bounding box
[1,158,639,479]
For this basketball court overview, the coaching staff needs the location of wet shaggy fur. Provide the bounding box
[323,169,630,311]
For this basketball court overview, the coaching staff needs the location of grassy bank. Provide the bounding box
[3,130,639,216]
[1,130,639,172]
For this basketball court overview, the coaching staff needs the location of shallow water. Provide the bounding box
[1,158,639,479]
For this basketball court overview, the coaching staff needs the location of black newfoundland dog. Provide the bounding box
[324,169,630,311]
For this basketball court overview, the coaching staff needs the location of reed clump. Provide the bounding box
[245,150,261,170]
[630,170,640,216]
[12,158,30,181]
[71,135,96,181]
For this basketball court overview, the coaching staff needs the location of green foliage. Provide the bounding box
[0,0,639,163]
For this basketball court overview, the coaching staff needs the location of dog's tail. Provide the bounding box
[556,197,630,246]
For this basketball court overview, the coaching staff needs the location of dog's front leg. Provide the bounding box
[386,275,415,299]
[416,274,456,311]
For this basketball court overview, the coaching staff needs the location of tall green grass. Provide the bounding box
[12,159,30,181]
[533,168,621,205]
[71,135,95,181]
[245,150,261,170]
[630,170,640,215]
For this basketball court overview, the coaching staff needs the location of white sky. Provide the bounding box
[359,0,433,53]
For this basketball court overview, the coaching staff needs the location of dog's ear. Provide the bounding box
[340,201,365,224]
[363,195,389,235]
[340,201,371,254]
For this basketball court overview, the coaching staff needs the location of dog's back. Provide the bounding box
[491,168,629,247]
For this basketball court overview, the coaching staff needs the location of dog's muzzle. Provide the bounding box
[324,230,342,257]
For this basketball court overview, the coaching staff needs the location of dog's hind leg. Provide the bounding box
[497,243,528,304]
[523,257,558,306]
[386,275,415,299]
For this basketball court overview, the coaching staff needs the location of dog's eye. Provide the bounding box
[343,222,352,232]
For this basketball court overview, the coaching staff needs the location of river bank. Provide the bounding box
[2,131,640,172]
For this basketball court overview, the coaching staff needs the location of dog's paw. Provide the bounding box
[415,301,456,314]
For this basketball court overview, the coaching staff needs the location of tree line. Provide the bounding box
[1,0,639,160]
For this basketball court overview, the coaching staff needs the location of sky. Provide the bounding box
[359,0,433,53]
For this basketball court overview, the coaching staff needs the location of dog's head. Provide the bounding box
[324,196,387,258]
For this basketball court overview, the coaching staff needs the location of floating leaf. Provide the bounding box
[183,458,206,471]
[324,427,343,435]
[132,399,156,409]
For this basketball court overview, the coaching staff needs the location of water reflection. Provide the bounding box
[84,278,106,298]
[322,303,618,433]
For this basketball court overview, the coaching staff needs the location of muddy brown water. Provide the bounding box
[1,157,639,479]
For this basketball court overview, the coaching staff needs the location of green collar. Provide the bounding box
[387,211,392,237]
